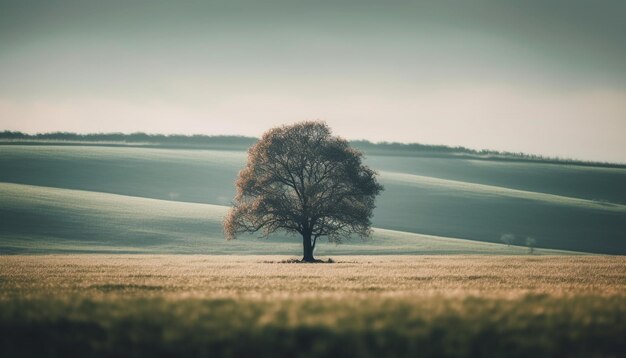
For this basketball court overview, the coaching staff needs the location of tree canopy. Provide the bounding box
[224,121,383,262]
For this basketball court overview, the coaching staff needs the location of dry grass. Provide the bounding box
[2,255,624,299]
[1,255,625,357]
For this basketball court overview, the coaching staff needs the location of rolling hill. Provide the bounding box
[0,144,624,254]
[0,182,559,255]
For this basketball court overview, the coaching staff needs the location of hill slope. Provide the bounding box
[0,144,624,254]
[0,182,560,255]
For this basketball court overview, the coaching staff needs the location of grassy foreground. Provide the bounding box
[1,255,625,357]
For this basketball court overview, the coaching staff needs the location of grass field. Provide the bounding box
[0,182,574,255]
[1,144,625,254]
[1,255,625,357]
[1,143,624,356]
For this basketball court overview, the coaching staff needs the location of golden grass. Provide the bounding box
[1,255,624,299]
[1,255,625,357]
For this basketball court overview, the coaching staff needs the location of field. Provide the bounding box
[1,255,625,357]
[1,143,625,355]
[0,182,574,255]
[1,144,625,254]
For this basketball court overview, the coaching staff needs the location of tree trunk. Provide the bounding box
[302,231,315,262]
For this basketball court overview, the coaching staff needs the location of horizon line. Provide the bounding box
[2,129,625,167]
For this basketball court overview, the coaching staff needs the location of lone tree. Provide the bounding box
[224,121,383,262]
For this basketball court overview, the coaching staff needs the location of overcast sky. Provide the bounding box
[1,0,625,162]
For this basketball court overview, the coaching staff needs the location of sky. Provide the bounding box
[0,0,625,162]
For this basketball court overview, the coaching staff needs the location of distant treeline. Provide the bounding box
[1,130,623,167]
[349,140,626,167]
[352,140,522,157]
[0,131,258,147]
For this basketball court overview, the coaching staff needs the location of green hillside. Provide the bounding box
[0,144,624,254]
[0,182,559,255]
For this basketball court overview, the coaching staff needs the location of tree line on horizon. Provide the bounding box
[0,130,621,167]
